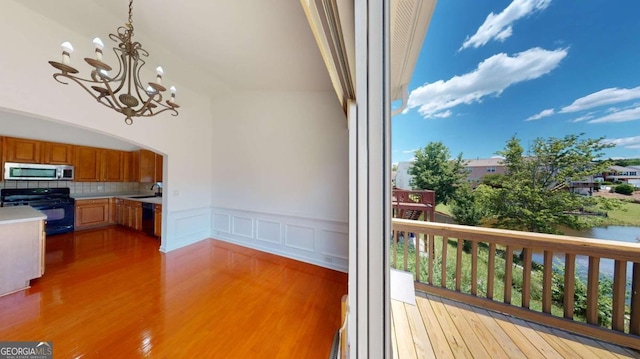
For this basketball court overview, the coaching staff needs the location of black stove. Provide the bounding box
[1,188,75,235]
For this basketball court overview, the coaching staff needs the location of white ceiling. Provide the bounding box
[6,0,335,150]
[17,0,334,97]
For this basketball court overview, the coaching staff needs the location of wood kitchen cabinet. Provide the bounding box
[75,198,113,230]
[42,141,74,165]
[115,199,142,231]
[74,146,126,182]
[139,149,163,183]
[154,204,162,237]
[2,137,42,163]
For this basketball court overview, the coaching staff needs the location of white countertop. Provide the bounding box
[0,206,47,224]
[72,193,162,205]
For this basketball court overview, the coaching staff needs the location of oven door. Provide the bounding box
[33,203,75,235]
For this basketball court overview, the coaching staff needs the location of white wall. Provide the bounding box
[395,161,413,189]
[0,1,214,251]
[210,91,349,271]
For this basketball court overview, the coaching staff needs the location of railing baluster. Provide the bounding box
[564,253,576,320]
[471,241,478,296]
[612,260,627,332]
[456,238,463,292]
[631,263,640,336]
[586,256,600,325]
[441,236,448,288]
[415,232,421,282]
[428,233,434,285]
[392,230,398,269]
[403,231,409,271]
[487,243,495,300]
[522,248,532,309]
[543,250,553,314]
[504,245,513,304]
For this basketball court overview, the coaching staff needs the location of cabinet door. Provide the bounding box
[3,137,42,163]
[122,152,139,182]
[155,154,163,182]
[74,146,101,182]
[75,199,110,229]
[102,150,124,182]
[139,149,155,183]
[154,204,162,237]
[43,142,74,165]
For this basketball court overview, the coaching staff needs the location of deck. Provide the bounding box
[392,293,640,359]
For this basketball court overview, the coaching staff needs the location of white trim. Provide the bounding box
[160,207,212,252]
[211,207,348,272]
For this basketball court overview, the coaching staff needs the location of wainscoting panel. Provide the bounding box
[232,216,254,238]
[213,213,231,234]
[211,207,348,272]
[161,207,212,253]
[256,220,281,244]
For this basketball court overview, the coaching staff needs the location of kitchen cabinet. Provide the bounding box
[74,146,102,181]
[139,149,155,182]
[42,142,74,165]
[75,198,113,230]
[155,153,163,182]
[2,137,42,163]
[74,147,126,182]
[115,198,142,231]
[123,151,139,182]
[154,204,162,237]
[0,207,46,297]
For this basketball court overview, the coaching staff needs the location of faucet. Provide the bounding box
[150,182,162,197]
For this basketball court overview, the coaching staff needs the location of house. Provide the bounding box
[603,165,640,184]
[395,157,507,190]
[464,157,506,185]
[0,0,436,357]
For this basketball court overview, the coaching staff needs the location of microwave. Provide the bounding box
[4,162,74,181]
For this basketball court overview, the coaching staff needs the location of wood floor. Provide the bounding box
[0,226,347,358]
[392,293,640,359]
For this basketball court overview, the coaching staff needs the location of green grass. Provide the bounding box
[391,235,572,321]
[435,203,452,216]
[584,201,640,226]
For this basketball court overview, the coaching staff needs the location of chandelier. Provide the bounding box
[48,0,179,125]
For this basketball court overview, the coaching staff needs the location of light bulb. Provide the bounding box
[93,37,104,61]
[61,41,74,65]
[169,86,176,103]
[146,85,156,94]
[156,66,164,85]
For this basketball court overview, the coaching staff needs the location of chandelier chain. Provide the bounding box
[128,0,133,27]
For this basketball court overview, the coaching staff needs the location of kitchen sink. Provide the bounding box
[128,195,159,199]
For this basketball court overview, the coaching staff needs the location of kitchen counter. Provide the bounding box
[0,206,47,224]
[0,206,46,297]
[72,193,163,204]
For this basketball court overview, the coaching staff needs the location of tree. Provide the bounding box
[408,142,468,205]
[481,134,614,234]
[451,183,485,226]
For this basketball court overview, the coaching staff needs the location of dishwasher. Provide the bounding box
[142,203,155,236]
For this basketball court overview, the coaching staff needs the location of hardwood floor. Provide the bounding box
[0,226,347,358]
[392,293,640,359]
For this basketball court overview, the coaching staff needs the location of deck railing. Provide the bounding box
[391,218,640,350]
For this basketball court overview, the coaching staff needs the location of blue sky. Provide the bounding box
[392,0,640,163]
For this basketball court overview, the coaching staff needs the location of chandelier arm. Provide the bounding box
[135,106,179,118]
[52,73,126,113]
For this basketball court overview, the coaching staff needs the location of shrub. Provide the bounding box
[614,183,635,195]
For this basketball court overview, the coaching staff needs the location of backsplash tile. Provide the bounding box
[0,181,142,195]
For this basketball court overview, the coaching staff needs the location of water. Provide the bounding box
[531,226,640,282]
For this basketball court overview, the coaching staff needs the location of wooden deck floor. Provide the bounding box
[392,293,640,359]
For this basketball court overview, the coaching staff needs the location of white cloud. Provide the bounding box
[560,86,640,113]
[460,0,551,50]
[433,110,452,118]
[525,108,554,121]
[588,105,640,124]
[407,47,568,118]
[570,113,594,123]
[402,148,419,154]
[602,136,640,149]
